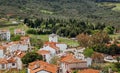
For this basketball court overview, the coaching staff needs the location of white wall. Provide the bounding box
[49,36,58,42]
[60,63,67,73]
[6,31,10,41]
[41,46,56,55]
[0,50,4,58]
[7,63,17,69]
[27,68,30,73]
[16,57,23,70]
[0,64,7,70]
[37,70,50,73]
[19,44,28,51]
[56,44,67,52]
[8,44,28,53]
[45,54,51,63]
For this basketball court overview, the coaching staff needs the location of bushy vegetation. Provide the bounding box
[11,34,21,41]
[77,31,120,56]
[83,48,94,57]
[92,44,120,55]
[22,52,43,66]
[24,18,115,38]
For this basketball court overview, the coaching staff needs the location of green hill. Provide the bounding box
[0,0,120,29]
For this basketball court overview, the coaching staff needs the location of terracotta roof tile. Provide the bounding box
[44,42,59,50]
[106,44,120,47]
[0,46,6,50]
[14,50,26,58]
[15,29,24,33]
[78,69,100,73]
[37,50,50,55]
[28,60,58,73]
[0,58,8,64]
[60,54,86,63]
[7,57,16,63]
[20,36,29,40]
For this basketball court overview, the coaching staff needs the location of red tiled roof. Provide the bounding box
[44,42,59,50]
[0,58,8,64]
[7,57,16,63]
[14,50,26,58]
[15,29,24,33]
[44,42,56,45]
[28,60,58,73]
[0,46,6,50]
[37,50,50,55]
[60,54,86,64]
[20,36,29,40]
[106,44,120,47]
[78,69,100,73]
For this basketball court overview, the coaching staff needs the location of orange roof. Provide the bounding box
[44,42,56,45]
[106,44,120,47]
[0,58,8,64]
[37,50,50,55]
[60,54,86,64]
[0,46,6,50]
[28,60,58,73]
[44,42,59,50]
[0,29,9,33]
[20,36,29,41]
[15,29,24,33]
[7,57,16,63]
[78,69,100,73]
[49,45,59,50]
[14,50,26,58]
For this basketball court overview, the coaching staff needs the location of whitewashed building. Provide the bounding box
[37,50,51,63]
[49,33,58,42]
[28,60,58,73]
[14,50,26,70]
[59,54,87,73]
[3,41,29,53]
[0,46,6,58]
[0,57,17,70]
[0,30,10,41]
[14,29,25,36]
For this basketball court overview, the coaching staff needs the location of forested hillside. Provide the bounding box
[96,0,120,2]
[0,0,120,29]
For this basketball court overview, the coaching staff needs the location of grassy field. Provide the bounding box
[0,20,79,47]
[98,2,120,12]
[0,68,26,73]
[109,33,120,39]
[112,3,120,12]
[29,34,79,47]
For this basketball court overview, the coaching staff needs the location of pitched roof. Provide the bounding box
[14,29,24,33]
[37,50,50,55]
[20,36,29,41]
[44,42,56,46]
[0,58,8,64]
[0,30,9,33]
[14,50,26,58]
[44,42,59,50]
[0,46,6,50]
[7,57,16,63]
[78,69,100,73]
[106,44,120,47]
[49,33,58,37]
[60,54,86,64]
[28,60,58,73]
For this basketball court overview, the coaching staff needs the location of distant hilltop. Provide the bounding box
[96,0,120,2]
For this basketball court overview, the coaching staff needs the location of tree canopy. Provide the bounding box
[21,52,43,66]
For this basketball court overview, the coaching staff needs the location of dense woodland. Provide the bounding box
[0,0,120,30]
[24,18,115,37]
[96,0,120,2]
